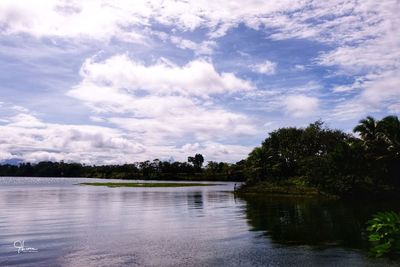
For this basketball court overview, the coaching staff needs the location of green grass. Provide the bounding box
[79,182,221,188]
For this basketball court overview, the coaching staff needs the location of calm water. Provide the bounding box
[0,177,398,266]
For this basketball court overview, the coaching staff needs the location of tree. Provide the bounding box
[353,116,379,143]
[377,115,400,156]
[245,146,267,182]
[353,115,400,186]
[188,154,204,171]
[376,115,400,186]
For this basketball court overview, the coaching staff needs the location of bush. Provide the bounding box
[366,211,400,257]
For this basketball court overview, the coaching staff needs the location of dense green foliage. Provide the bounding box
[243,115,400,197]
[367,211,400,257]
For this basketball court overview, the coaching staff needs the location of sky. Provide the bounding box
[0,0,399,164]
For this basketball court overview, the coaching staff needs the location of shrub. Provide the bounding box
[366,211,400,257]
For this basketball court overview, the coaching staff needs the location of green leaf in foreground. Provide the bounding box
[366,211,400,257]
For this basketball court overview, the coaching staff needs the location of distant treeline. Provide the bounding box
[0,154,245,181]
[1,115,399,196]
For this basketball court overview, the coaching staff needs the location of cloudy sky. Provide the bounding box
[0,0,399,164]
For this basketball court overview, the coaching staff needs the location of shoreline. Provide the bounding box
[235,181,400,201]
[79,182,223,187]
[235,181,337,199]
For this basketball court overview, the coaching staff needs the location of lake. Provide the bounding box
[0,177,398,266]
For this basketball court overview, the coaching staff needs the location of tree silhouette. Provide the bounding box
[188,154,204,171]
[377,115,400,156]
[353,116,378,142]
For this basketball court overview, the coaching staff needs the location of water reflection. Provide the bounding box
[239,195,400,250]
[187,192,203,210]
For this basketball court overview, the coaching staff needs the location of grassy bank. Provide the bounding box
[79,182,221,188]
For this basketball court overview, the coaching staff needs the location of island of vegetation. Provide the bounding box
[238,115,400,199]
[1,115,399,199]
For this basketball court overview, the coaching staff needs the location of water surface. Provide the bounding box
[0,177,398,266]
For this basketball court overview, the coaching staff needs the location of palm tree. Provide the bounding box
[353,116,378,142]
[377,115,400,156]
[354,115,400,186]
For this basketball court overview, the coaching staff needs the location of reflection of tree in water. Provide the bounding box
[240,196,400,249]
[187,192,203,210]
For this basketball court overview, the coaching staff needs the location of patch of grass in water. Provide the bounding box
[79,182,221,188]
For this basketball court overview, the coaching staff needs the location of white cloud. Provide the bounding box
[186,142,252,161]
[0,151,13,161]
[331,70,400,120]
[69,54,253,101]
[169,36,217,55]
[0,0,303,41]
[360,70,400,106]
[66,55,256,148]
[283,95,319,118]
[63,55,258,163]
[0,113,148,164]
[1,0,397,46]
[251,60,277,75]
[332,82,362,93]
[236,81,323,116]
[181,143,201,153]
[0,0,146,43]
[8,114,46,128]
[0,111,255,163]
[294,65,306,71]
[331,101,372,121]
[312,1,400,119]
[107,105,257,142]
